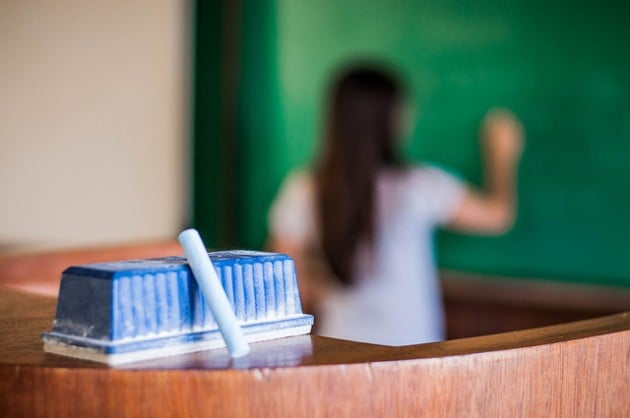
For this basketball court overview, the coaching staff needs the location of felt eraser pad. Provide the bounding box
[42,250,314,364]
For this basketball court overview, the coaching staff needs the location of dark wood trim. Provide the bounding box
[442,270,630,339]
[442,269,630,311]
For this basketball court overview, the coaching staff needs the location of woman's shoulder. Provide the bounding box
[401,163,462,186]
[284,167,314,183]
[398,164,466,222]
[272,167,318,209]
[268,167,317,244]
[278,168,315,195]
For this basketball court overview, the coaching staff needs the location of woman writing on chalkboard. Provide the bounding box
[267,64,523,345]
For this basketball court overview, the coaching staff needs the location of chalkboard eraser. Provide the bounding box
[41,251,313,364]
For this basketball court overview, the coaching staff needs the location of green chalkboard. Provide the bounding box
[194,0,630,286]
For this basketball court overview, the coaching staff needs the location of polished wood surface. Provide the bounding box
[1,290,629,416]
[1,244,629,417]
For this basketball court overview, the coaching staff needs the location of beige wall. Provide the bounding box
[0,1,189,251]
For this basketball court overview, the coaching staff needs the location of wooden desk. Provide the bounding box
[1,245,629,417]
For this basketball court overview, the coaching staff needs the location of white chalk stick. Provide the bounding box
[178,228,250,358]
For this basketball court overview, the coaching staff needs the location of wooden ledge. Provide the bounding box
[0,289,628,417]
[1,244,628,416]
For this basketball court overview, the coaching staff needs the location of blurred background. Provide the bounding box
[2,0,629,290]
[0,0,190,251]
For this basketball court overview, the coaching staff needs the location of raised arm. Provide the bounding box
[447,109,524,234]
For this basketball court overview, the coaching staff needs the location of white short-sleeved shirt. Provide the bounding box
[268,166,465,345]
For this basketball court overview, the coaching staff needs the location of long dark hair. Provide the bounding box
[315,65,404,286]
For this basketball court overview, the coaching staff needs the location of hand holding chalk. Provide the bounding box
[178,228,250,358]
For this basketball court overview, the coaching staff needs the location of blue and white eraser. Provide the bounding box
[42,250,314,364]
